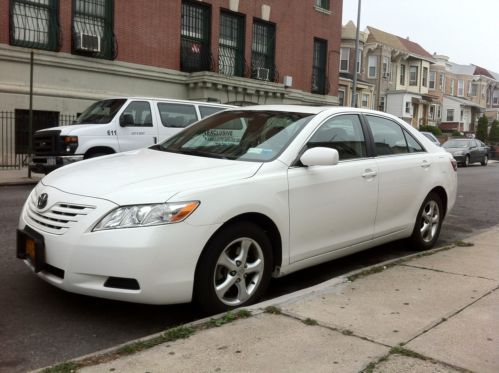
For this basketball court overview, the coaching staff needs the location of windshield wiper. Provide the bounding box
[177,148,231,159]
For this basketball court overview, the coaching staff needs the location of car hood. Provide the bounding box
[42,149,263,205]
[37,125,106,136]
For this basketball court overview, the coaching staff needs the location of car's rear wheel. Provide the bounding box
[481,155,488,166]
[409,192,443,250]
[194,222,272,313]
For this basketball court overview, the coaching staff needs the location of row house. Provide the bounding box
[0,0,342,122]
[485,71,499,122]
[430,55,496,133]
[363,27,435,128]
[337,21,375,109]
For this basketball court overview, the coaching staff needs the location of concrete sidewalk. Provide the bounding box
[0,168,41,186]
[41,227,499,373]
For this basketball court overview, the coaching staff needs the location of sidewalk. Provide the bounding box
[39,226,499,373]
[0,168,42,186]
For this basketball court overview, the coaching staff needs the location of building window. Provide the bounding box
[405,101,411,114]
[429,105,435,120]
[368,55,377,78]
[181,1,211,73]
[439,73,445,91]
[339,47,349,72]
[400,64,406,85]
[72,0,114,59]
[382,56,390,78]
[429,71,436,89]
[469,83,478,97]
[458,80,464,96]
[315,0,329,10]
[422,67,428,87]
[494,96,498,105]
[251,20,276,81]
[409,66,418,86]
[338,90,345,106]
[437,105,441,119]
[219,11,244,77]
[312,38,327,94]
[356,49,362,73]
[379,95,385,111]
[450,79,455,95]
[10,0,59,51]
[361,94,369,108]
[447,109,454,121]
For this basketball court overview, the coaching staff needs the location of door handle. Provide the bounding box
[362,169,377,178]
[421,160,431,169]
[153,137,157,144]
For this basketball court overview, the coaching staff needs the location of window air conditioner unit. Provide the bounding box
[382,72,390,79]
[75,33,101,52]
[256,67,270,81]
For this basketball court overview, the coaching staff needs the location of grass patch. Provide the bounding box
[207,309,252,328]
[389,346,427,360]
[42,362,79,373]
[347,265,385,282]
[264,306,282,314]
[302,318,318,326]
[117,326,194,355]
[454,240,474,247]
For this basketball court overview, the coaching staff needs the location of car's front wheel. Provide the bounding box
[481,154,488,166]
[409,192,443,250]
[194,222,273,313]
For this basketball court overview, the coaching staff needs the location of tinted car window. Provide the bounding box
[158,103,198,128]
[366,115,409,155]
[199,106,227,118]
[306,114,366,160]
[120,101,153,127]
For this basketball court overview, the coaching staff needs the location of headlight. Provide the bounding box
[453,150,465,156]
[93,201,200,231]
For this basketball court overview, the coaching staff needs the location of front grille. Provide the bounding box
[104,277,140,290]
[26,191,96,235]
[33,130,61,156]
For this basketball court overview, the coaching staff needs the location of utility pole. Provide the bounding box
[351,0,361,107]
[28,50,34,178]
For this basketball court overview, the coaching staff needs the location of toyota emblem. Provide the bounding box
[37,193,48,209]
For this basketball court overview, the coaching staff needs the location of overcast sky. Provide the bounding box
[342,0,499,74]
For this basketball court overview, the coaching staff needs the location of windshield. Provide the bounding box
[443,139,470,148]
[74,99,127,124]
[153,110,314,162]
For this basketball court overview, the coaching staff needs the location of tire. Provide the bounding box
[194,222,273,314]
[463,155,470,167]
[409,192,443,251]
[481,155,488,166]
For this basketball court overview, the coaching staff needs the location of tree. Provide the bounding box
[476,115,489,142]
[489,120,499,144]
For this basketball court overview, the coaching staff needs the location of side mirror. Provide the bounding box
[120,113,134,127]
[300,147,339,167]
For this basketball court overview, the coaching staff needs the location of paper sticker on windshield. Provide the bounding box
[247,148,273,155]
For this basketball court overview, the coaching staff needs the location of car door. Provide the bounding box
[365,114,431,238]
[288,114,378,263]
[116,100,159,152]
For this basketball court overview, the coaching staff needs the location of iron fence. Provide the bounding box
[0,111,77,169]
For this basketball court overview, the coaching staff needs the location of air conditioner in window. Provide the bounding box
[382,72,390,79]
[256,67,270,81]
[75,32,101,52]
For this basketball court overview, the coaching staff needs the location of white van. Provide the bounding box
[29,97,235,174]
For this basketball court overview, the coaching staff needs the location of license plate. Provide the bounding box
[26,239,36,263]
[46,157,56,166]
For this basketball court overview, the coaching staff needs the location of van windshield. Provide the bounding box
[73,99,127,124]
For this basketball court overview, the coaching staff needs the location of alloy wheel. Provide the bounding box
[213,237,264,306]
[420,200,440,243]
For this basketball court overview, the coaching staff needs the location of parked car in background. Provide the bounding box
[17,106,457,312]
[442,138,489,167]
[29,97,235,174]
[420,131,441,146]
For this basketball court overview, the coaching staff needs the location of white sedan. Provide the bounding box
[17,106,457,312]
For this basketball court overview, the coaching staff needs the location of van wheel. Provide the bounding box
[409,192,443,250]
[194,222,272,314]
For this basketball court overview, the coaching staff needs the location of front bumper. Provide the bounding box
[18,185,220,305]
[30,155,84,174]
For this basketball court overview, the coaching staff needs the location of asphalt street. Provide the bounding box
[1,163,498,372]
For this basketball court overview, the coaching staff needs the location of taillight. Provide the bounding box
[450,159,457,171]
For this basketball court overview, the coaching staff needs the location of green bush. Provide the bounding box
[452,130,463,137]
[489,120,499,144]
[419,125,442,136]
[476,115,489,142]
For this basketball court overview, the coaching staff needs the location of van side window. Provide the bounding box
[199,105,226,118]
[120,101,153,127]
[306,114,367,160]
[366,115,409,155]
[158,103,197,128]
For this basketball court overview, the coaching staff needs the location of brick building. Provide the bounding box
[0,0,342,120]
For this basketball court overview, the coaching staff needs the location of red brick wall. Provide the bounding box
[0,1,9,44]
